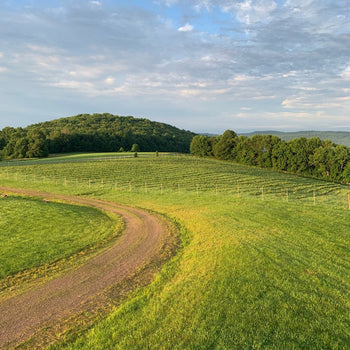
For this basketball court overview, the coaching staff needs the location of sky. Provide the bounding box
[0,0,349,133]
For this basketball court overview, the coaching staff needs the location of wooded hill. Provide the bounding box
[0,113,196,159]
[240,130,350,147]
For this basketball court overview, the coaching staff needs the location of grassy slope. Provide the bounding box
[56,194,350,349]
[0,155,349,348]
[0,196,120,279]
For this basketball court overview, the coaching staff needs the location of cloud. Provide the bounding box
[52,80,94,91]
[341,66,350,80]
[104,76,115,85]
[161,0,278,24]
[223,0,277,25]
[89,1,101,6]
[0,0,349,131]
[160,0,179,6]
[178,23,194,32]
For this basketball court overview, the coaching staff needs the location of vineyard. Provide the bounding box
[0,154,348,208]
[1,153,350,349]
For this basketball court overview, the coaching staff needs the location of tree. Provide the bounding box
[190,135,212,157]
[213,130,237,160]
[26,130,49,158]
[249,135,281,168]
[334,145,350,172]
[131,143,140,152]
[234,136,254,164]
[271,141,291,171]
[341,162,350,183]
[310,145,335,179]
[14,137,29,158]
[288,137,314,174]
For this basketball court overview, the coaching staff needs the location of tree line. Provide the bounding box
[0,113,195,159]
[190,130,350,183]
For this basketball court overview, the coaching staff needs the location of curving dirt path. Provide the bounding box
[0,186,175,348]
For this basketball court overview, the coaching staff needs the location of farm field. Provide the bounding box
[0,154,349,349]
[0,152,165,167]
[0,155,347,206]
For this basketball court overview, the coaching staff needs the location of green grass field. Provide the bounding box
[1,154,349,349]
[0,155,347,206]
[0,195,122,296]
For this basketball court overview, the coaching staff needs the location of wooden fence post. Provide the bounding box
[314,190,316,205]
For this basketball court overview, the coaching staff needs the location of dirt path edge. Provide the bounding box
[0,186,178,349]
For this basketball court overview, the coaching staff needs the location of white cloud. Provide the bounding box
[178,23,194,32]
[223,0,277,25]
[193,0,213,12]
[282,92,350,111]
[341,66,350,80]
[161,0,179,6]
[283,0,350,34]
[0,0,350,131]
[104,76,115,85]
[52,80,94,91]
[89,1,101,6]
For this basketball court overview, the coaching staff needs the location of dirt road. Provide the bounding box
[0,187,175,348]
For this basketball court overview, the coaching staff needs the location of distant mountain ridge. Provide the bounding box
[239,130,350,147]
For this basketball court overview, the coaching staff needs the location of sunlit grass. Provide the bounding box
[52,192,350,349]
[0,155,348,207]
[1,154,349,348]
[0,196,120,279]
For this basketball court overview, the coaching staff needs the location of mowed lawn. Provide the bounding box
[54,192,349,349]
[0,155,349,348]
[0,196,119,279]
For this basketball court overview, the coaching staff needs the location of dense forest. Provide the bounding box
[241,130,350,147]
[0,114,196,159]
[191,130,350,183]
